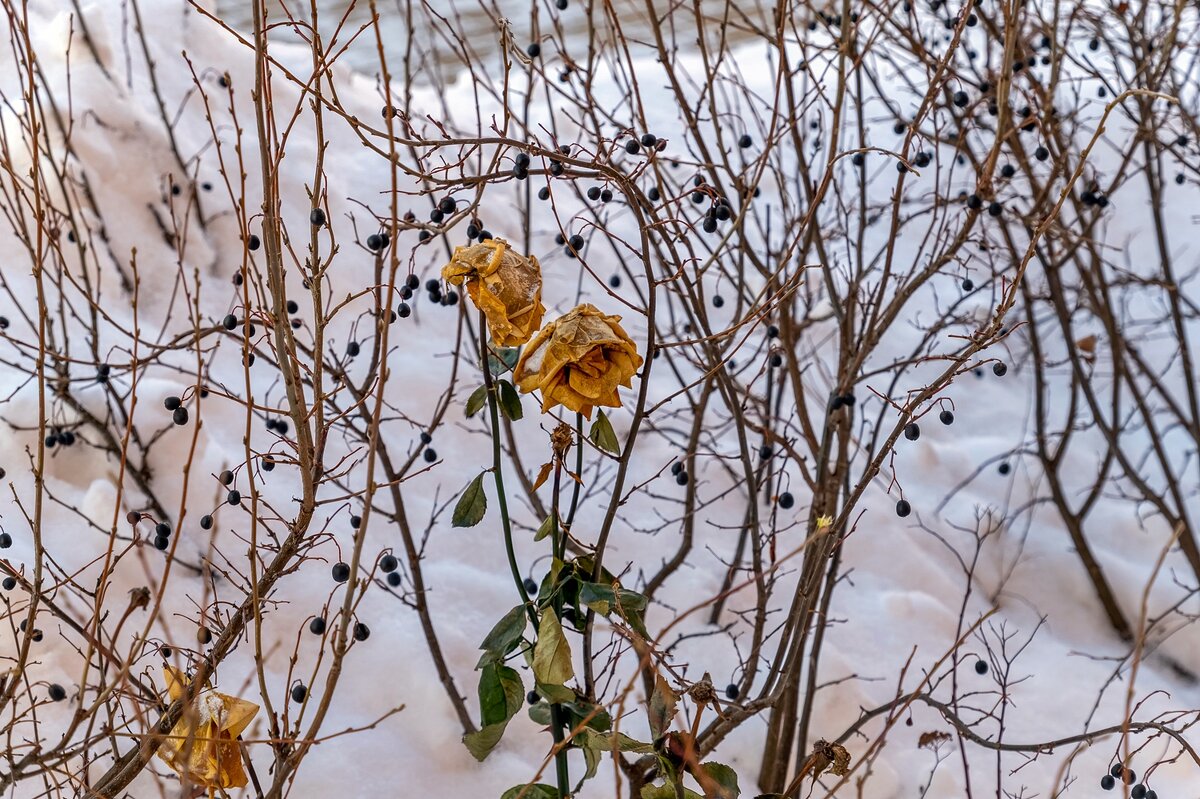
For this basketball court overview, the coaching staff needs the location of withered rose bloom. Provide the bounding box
[441,238,545,346]
[513,303,642,418]
[156,667,260,790]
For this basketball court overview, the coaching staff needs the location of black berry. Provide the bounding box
[332,562,351,582]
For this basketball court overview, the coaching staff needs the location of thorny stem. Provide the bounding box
[479,312,534,622]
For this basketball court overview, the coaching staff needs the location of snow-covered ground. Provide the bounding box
[0,1,1197,797]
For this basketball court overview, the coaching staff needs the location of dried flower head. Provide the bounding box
[513,304,642,419]
[441,238,545,346]
[551,422,574,459]
[156,666,260,790]
[809,738,851,778]
[686,675,717,705]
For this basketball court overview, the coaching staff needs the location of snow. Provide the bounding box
[0,1,1197,797]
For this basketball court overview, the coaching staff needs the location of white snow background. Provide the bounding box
[0,1,1197,797]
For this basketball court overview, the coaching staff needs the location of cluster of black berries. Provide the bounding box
[428,196,457,224]
[830,392,856,411]
[556,231,586,260]
[43,428,78,448]
[1100,763,1154,798]
[380,553,402,587]
[627,132,665,155]
[1080,187,1110,208]
[465,220,493,243]
[701,197,733,234]
[150,519,172,551]
[164,395,189,426]
[16,619,44,641]
[585,185,614,203]
[670,460,689,486]
[512,152,531,180]
[301,615,368,647]
[421,276,459,309]
[366,231,391,252]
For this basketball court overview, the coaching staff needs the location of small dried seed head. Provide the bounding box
[687,677,716,705]
[551,423,574,459]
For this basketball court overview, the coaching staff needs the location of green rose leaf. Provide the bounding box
[463,663,525,762]
[648,674,678,741]
[534,514,554,542]
[641,782,703,799]
[532,608,574,688]
[489,346,520,375]
[497,379,524,421]
[478,663,524,727]
[527,700,552,726]
[535,681,575,704]
[500,785,559,799]
[477,605,528,668]
[463,722,507,761]
[576,726,655,782]
[589,409,621,454]
[579,582,649,638]
[452,472,487,528]
[465,385,488,418]
[697,761,740,798]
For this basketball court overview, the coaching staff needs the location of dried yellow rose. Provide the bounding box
[442,238,545,346]
[156,666,259,790]
[513,304,642,419]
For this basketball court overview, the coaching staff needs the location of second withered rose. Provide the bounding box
[513,303,642,419]
[441,238,545,346]
[155,666,260,790]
